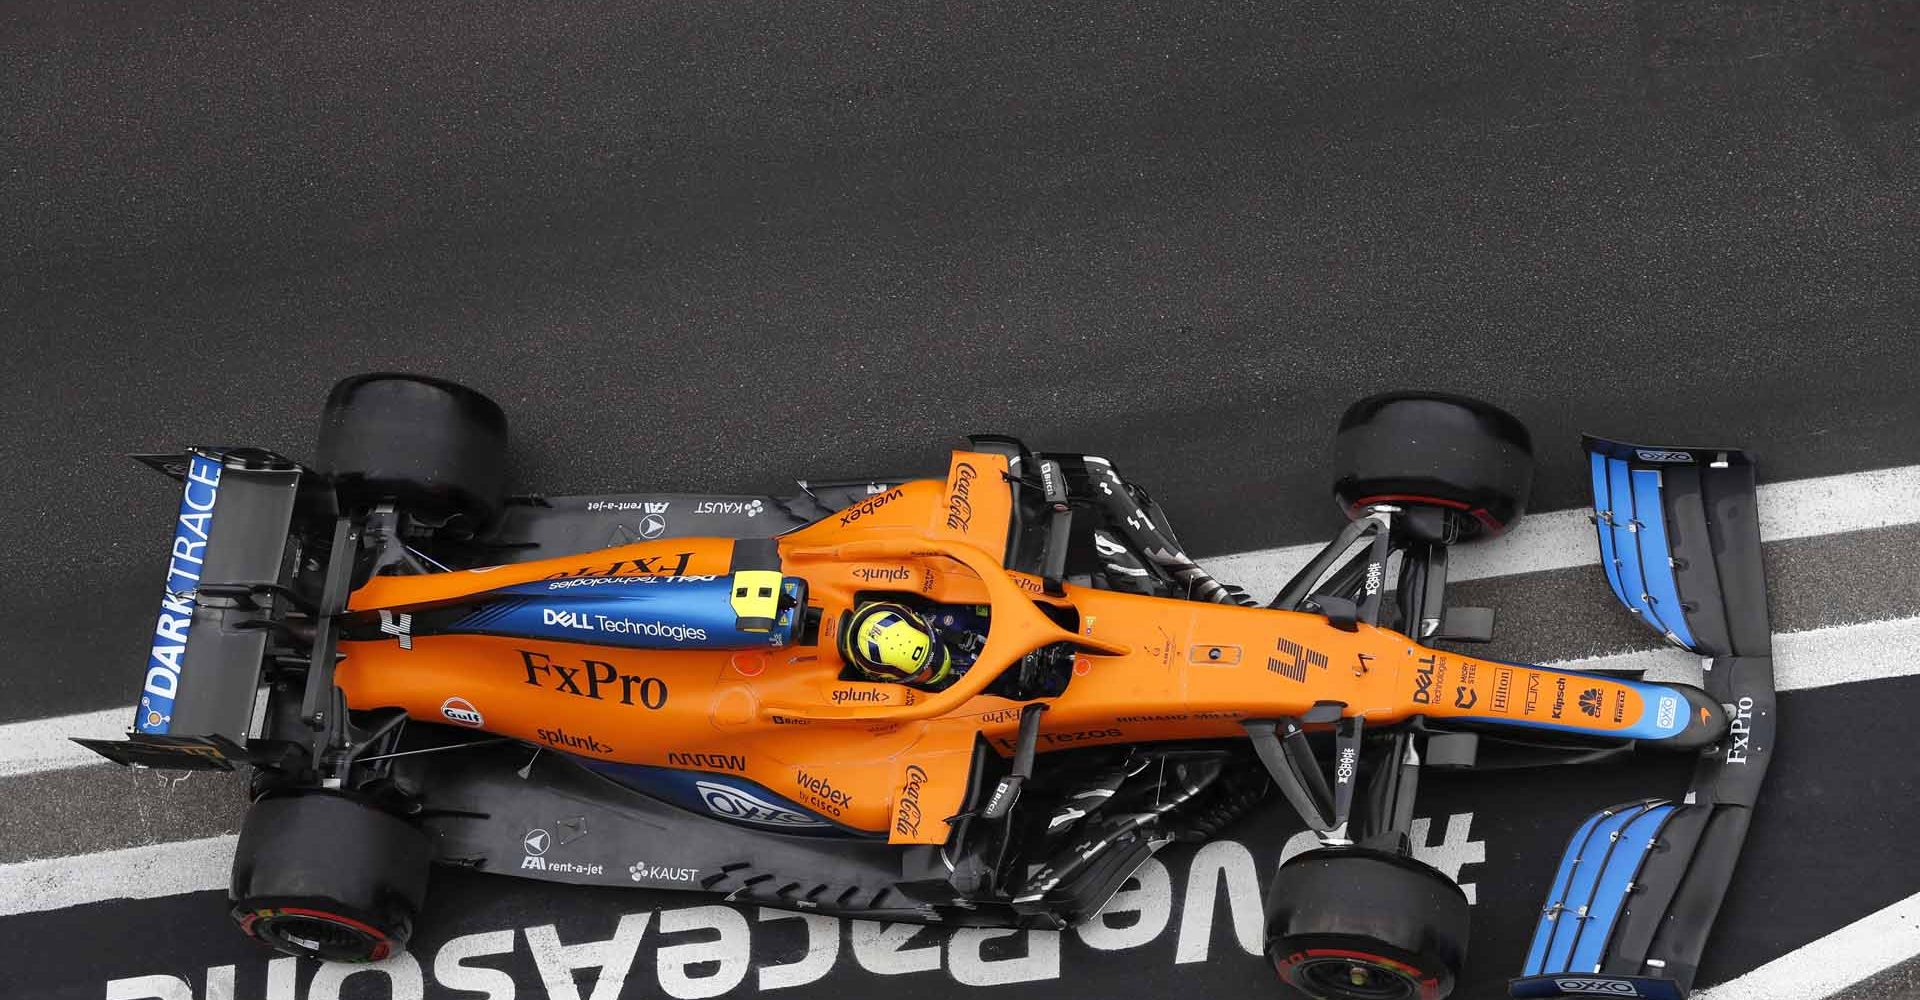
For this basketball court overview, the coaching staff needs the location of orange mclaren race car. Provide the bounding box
[81,376,1774,1000]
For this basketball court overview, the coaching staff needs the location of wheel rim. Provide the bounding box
[1288,954,1422,1000]
[244,908,392,962]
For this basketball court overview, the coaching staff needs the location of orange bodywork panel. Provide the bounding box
[332,448,1701,846]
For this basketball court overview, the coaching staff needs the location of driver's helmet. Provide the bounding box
[839,602,954,687]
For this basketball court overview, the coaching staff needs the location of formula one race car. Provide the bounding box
[80,376,1774,1000]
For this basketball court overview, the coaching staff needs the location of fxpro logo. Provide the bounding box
[696,780,829,828]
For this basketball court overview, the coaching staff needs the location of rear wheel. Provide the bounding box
[1331,391,1532,542]
[315,373,509,532]
[1265,848,1468,1000]
[230,792,432,962]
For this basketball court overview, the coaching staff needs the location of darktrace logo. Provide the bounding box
[838,489,904,526]
[1578,688,1603,718]
[894,764,929,836]
[519,649,668,709]
[945,462,978,531]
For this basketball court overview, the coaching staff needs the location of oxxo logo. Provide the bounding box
[440,697,484,727]
[695,780,827,828]
[1634,449,1693,463]
[1551,978,1644,996]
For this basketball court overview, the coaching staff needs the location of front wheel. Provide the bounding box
[1265,849,1468,1000]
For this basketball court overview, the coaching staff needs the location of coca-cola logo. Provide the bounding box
[945,463,978,531]
[895,764,929,836]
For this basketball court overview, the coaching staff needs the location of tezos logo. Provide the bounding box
[1634,449,1693,464]
[440,697,484,728]
[695,780,828,828]
[1551,978,1643,996]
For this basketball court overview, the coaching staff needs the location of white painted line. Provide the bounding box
[1207,462,1920,603]
[0,834,235,917]
[1552,614,1920,695]
[0,707,129,778]
[1697,888,1920,1000]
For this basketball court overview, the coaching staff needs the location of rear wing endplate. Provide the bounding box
[77,449,305,767]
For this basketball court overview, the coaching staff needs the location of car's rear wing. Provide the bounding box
[1511,440,1774,999]
[72,449,311,772]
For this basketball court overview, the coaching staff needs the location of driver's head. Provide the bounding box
[840,602,953,686]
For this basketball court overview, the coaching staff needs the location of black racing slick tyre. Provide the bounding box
[230,792,433,963]
[1331,391,1532,542]
[1265,848,1469,1000]
[315,373,509,530]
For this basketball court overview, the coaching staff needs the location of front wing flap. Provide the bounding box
[1513,440,1775,998]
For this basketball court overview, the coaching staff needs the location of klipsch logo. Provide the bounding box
[945,463,978,531]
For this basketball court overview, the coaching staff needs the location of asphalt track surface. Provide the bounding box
[4,1,1919,998]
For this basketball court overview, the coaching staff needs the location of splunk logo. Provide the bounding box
[695,780,829,828]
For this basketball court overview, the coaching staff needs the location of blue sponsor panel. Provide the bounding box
[137,452,225,735]
[450,574,806,650]
[582,762,870,839]
[1461,674,1690,742]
